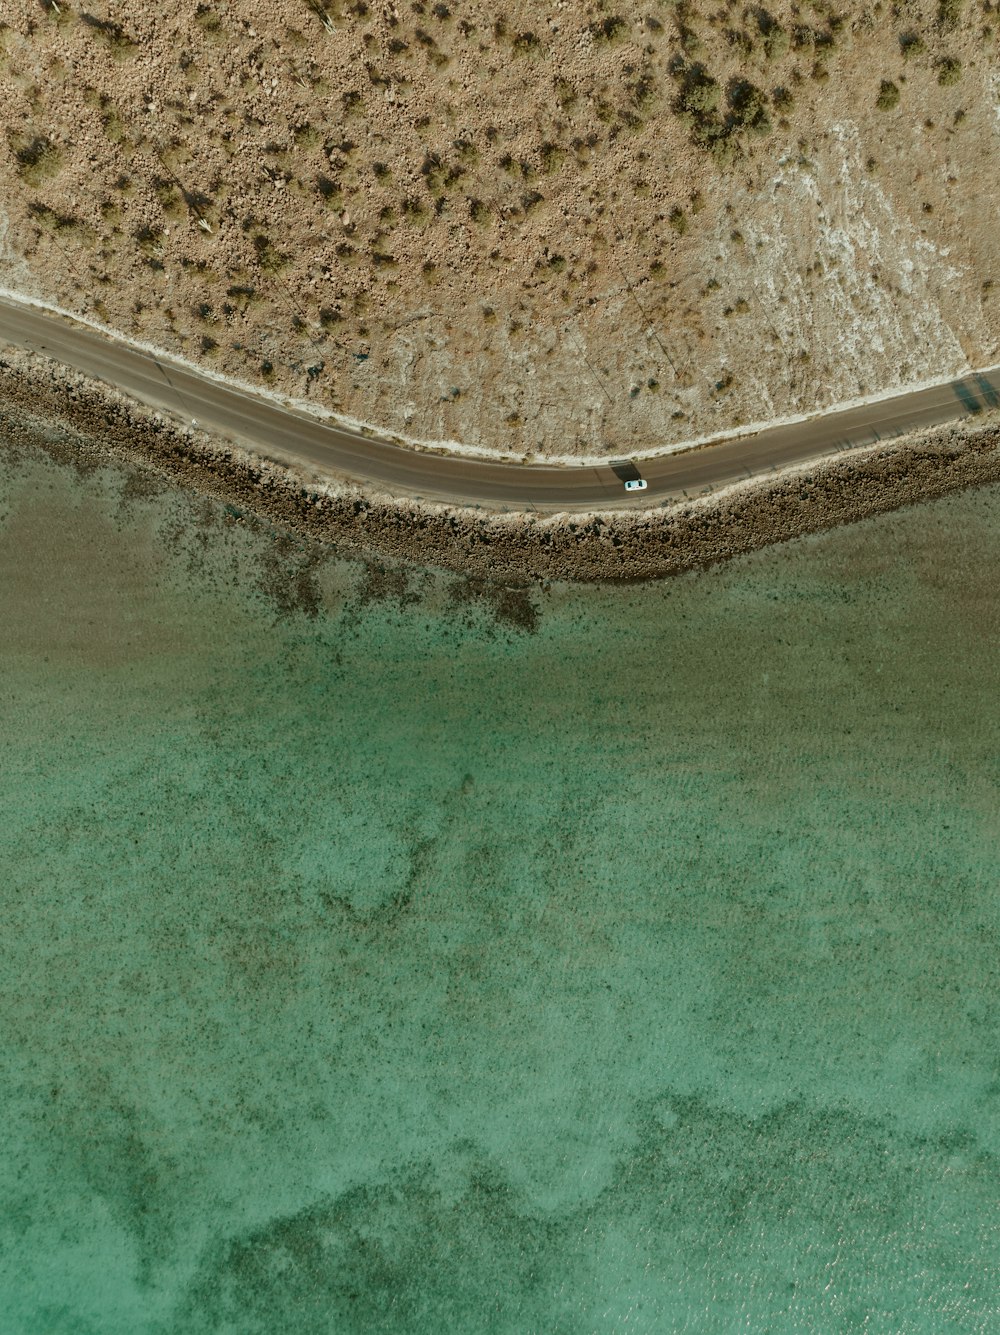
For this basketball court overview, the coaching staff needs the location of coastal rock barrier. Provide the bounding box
[3,346,1000,583]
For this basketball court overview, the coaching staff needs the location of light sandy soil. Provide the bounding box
[1,0,999,460]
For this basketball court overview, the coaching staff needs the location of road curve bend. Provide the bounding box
[2,294,998,512]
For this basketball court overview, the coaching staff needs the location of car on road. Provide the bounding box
[624,478,648,492]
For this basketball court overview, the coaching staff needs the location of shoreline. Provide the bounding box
[2,344,1000,583]
[6,290,999,472]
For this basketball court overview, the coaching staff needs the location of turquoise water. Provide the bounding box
[0,441,998,1332]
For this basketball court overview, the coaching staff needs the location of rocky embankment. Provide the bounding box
[2,345,1000,583]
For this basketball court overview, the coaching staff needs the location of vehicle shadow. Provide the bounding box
[609,459,642,483]
[952,380,982,415]
[974,374,1000,411]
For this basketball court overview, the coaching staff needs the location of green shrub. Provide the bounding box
[401,195,427,222]
[554,77,577,110]
[316,174,342,204]
[630,74,657,109]
[763,25,790,60]
[709,137,738,168]
[9,133,63,185]
[937,56,962,84]
[876,80,900,110]
[938,0,963,27]
[302,0,339,32]
[28,200,78,232]
[253,233,289,271]
[678,67,721,116]
[79,13,135,59]
[728,80,771,134]
[512,31,542,56]
[195,5,222,31]
[588,15,628,44]
[153,178,185,217]
[727,27,754,58]
[40,1,73,25]
[293,123,320,149]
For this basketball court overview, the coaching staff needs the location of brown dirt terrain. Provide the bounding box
[1,0,999,460]
[3,344,999,583]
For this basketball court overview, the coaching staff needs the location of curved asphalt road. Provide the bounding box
[2,294,998,512]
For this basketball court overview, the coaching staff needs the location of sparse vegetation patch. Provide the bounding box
[0,0,995,462]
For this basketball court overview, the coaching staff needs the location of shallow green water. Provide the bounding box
[0,440,998,1333]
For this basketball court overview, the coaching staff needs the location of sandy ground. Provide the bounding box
[1,0,999,461]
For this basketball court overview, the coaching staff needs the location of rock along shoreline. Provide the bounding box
[3,344,1000,584]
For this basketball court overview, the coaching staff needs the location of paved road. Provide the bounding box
[2,295,998,511]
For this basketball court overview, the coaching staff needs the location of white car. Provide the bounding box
[624,478,648,492]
